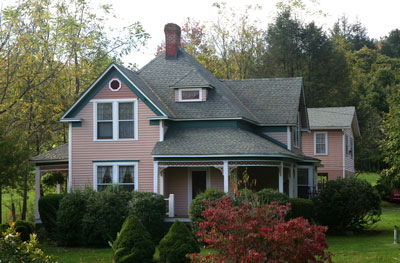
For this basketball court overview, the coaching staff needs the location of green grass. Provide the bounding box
[40,244,113,263]
[327,203,400,263]
[1,190,36,223]
[357,172,380,186]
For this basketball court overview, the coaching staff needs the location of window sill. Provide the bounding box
[94,138,137,142]
[314,153,328,156]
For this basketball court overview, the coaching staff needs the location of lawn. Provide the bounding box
[357,172,380,186]
[1,190,36,224]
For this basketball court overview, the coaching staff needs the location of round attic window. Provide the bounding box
[109,79,121,91]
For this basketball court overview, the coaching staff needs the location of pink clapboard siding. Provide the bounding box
[302,130,344,180]
[164,167,225,216]
[264,132,287,146]
[70,76,159,192]
[344,128,355,174]
[164,168,188,217]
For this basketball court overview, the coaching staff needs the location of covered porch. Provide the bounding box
[154,160,317,218]
[30,144,69,224]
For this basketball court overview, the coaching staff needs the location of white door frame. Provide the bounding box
[297,165,314,193]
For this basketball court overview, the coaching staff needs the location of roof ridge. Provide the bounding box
[223,77,303,82]
[137,52,164,73]
[169,68,195,87]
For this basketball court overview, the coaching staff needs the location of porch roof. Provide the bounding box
[30,144,68,164]
[153,127,319,162]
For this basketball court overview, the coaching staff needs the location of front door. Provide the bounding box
[192,171,207,199]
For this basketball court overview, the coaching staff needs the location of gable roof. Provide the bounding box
[60,63,171,121]
[224,78,304,125]
[137,49,259,122]
[152,126,318,162]
[307,107,360,136]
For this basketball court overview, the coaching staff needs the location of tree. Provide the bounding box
[380,29,400,58]
[0,0,149,220]
[331,16,375,51]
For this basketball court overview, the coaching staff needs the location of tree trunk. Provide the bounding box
[21,172,28,220]
[0,184,2,224]
[11,202,16,221]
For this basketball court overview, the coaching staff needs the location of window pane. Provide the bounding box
[97,166,113,184]
[298,168,309,185]
[119,166,134,184]
[97,103,112,120]
[119,102,134,120]
[316,143,326,154]
[181,90,200,100]
[119,121,134,138]
[98,122,113,139]
[316,133,325,144]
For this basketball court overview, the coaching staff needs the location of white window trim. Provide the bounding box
[293,112,301,148]
[178,88,202,102]
[108,78,122,92]
[314,131,328,155]
[297,166,313,188]
[92,99,138,141]
[187,167,210,208]
[93,162,138,191]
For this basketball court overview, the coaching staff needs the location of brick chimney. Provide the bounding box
[164,23,181,59]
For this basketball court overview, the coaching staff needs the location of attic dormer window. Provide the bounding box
[178,88,202,102]
[109,79,121,91]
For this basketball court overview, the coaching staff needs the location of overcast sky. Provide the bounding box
[3,0,399,67]
[100,0,399,68]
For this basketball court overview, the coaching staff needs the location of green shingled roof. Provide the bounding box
[31,144,68,163]
[308,107,360,135]
[225,78,303,125]
[152,126,318,162]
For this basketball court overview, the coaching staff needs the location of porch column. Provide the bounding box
[160,169,164,195]
[153,161,159,193]
[35,167,41,223]
[294,165,298,198]
[279,162,284,193]
[289,164,294,198]
[223,161,229,193]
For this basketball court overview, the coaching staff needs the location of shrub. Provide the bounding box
[82,188,130,246]
[131,191,166,243]
[39,193,64,239]
[189,197,332,263]
[159,220,200,263]
[288,198,314,222]
[189,188,225,235]
[314,178,381,233]
[0,223,10,233]
[14,220,35,242]
[113,215,155,263]
[57,188,94,246]
[255,188,289,205]
[0,223,55,263]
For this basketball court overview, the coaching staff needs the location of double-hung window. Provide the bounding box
[314,132,328,155]
[95,162,138,191]
[94,99,137,141]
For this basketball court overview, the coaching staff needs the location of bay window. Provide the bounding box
[94,99,137,141]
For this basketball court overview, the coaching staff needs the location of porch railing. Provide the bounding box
[164,194,175,218]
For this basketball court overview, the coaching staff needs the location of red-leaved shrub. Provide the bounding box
[189,196,332,263]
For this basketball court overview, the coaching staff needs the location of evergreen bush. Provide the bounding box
[113,215,155,263]
[314,178,381,232]
[57,188,94,246]
[288,198,314,222]
[159,220,200,263]
[82,188,130,246]
[14,220,35,242]
[38,193,63,239]
[131,191,166,243]
[255,188,289,205]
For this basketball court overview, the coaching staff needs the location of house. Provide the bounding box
[302,107,360,188]
[31,23,358,223]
